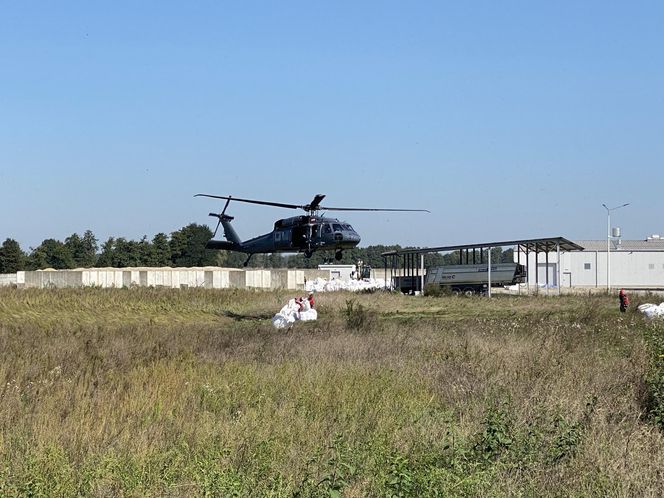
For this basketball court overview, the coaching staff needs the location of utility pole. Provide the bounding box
[602,203,630,292]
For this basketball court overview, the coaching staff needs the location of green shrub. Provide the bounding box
[344,299,376,332]
[643,322,664,429]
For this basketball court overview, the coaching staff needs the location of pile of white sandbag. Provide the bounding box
[305,277,386,293]
[272,298,318,329]
[637,302,664,319]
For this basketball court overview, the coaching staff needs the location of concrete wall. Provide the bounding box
[10,267,318,290]
[25,270,85,288]
[0,273,17,286]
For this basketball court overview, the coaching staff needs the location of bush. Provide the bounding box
[344,299,376,332]
[643,323,664,430]
[423,284,453,297]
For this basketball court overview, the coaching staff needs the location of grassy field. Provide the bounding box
[1,287,663,497]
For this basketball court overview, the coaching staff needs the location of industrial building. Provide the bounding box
[519,236,664,289]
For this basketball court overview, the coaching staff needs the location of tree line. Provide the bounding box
[0,224,514,273]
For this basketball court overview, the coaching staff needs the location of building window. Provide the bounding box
[649,264,655,270]
[584,263,591,270]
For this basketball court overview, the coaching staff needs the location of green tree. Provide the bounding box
[137,236,156,266]
[152,233,172,266]
[0,238,27,273]
[169,224,216,267]
[113,238,141,267]
[80,230,99,267]
[27,239,74,270]
[96,237,115,267]
[64,230,98,268]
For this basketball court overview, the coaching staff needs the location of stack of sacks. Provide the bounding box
[272,298,318,329]
[305,277,386,293]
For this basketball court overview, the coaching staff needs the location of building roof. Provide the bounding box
[382,237,583,257]
[575,239,664,252]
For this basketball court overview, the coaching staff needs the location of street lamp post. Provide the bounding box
[602,203,630,292]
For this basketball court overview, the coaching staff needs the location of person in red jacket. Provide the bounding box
[307,292,315,309]
[619,289,629,313]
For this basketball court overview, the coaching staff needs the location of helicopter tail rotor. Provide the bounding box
[209,197,234,237]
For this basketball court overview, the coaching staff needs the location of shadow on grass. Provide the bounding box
[221,310,274,321]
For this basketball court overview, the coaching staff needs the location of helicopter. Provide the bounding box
[195,193,429,266]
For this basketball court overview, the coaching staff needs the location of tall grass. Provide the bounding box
[0,288,662,496]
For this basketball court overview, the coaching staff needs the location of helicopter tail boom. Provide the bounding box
[205,240,241,251]
[220,217,242,245]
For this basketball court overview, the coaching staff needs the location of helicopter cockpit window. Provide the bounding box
[344,224,354,231]
[333,223,343,231]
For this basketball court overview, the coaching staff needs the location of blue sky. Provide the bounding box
[1,1,662,250]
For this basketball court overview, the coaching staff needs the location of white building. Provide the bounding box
[517,236,664,289]
[317,264,356,281]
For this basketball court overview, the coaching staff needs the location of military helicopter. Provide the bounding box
[195,193,429,266]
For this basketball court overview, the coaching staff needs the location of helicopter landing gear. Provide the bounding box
[335,250,343,261]
[243,253,253,267]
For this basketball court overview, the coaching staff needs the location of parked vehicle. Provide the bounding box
[394,263,526,295]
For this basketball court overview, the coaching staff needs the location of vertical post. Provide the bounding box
[384,257,387,290]
[545,247,550,296]
[526,247,530,294]
[517,245,521,296]
[602,203,629,292]
[403,254,406,287]
[607,209,611,292]
[557,242,561,296]
[487,246,492,298]
[420,253,425,296]
[535,248,539,293]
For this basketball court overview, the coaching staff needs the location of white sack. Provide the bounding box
[272,298,318,328]
[637,302,664,319]
[305,277,386,293]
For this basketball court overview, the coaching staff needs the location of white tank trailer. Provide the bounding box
[396,263,526,295]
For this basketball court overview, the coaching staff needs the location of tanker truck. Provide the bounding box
[395,263,526,295]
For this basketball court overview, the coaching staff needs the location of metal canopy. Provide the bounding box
[381,237,584,257]
[381,237,584,296]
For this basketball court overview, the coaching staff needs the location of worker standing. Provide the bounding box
[619,289,629,313]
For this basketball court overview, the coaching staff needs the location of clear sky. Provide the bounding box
[1,1,663,251]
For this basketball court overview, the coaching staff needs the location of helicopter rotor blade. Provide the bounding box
[195,193,429,213]
[221,197,232,216]
[195,193,300,210]
[320,206,430,213]
[212,218,222,238]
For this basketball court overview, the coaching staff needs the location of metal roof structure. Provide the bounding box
[381,237,584,257]
[381,237,584,296]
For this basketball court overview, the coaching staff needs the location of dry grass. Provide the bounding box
[0,287,662,496]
